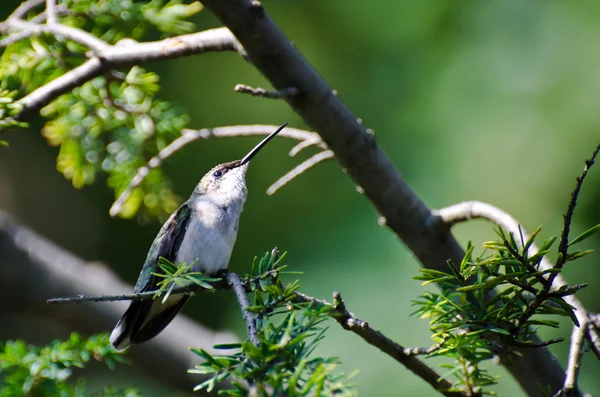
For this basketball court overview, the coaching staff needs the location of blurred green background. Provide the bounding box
[1,0,600,395]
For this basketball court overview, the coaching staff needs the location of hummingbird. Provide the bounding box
[110,123,287,351]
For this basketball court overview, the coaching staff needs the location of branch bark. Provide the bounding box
[197,1,569,395]
[0,210,235,392]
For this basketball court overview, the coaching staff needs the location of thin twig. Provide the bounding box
[587,320,600,360]
[403,342,445,356]
[554,323,587,397]
[514,337,565,348]
[226,272,260,347]
[109,125,324,217]
[8,0,45,20]
[234,84,299,99]
[288,138,322,157]
[46,0,57,24]
[0,19,110,52]
[266,150,334,195]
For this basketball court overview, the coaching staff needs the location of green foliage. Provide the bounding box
[152,257,221,302]
[412,225,598,395]
[0,333,136,397]
[0,0,201,220]
[40,67,187,219]
[60,0,203,42]
[188,251,357,397]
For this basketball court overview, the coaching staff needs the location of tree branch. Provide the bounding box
[554,323,587,397]
[2,26,241,121]
[234,83,299,99]
[48,282,466,397]
[109,125,327,217]
[226,272,260,347]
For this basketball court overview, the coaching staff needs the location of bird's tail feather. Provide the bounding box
[110,295,190,351]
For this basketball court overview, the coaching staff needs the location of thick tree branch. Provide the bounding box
[109,125,327,217]
[197,1,569,395]
[0,210,235,392]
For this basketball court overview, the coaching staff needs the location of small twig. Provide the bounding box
[0,19,110,52]
[47,285,199,304]
[8,0,45,20]
[554,324,587,397]
[267,150,334,195]
[587,320,600,360]
[226,272,260,347]
[109,125,324,217]
[234,84,299,99]
[403,341,445,356]
[514,337,565,348]
[0,30,34,47]
[555,142,600,272]
[46,0,57,24]
[288,138,321,157]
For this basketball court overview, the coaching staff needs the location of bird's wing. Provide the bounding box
[134,202,191,293]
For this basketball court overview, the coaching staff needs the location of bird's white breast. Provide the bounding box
[175,198,241,275]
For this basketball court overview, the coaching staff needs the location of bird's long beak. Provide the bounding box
[238,123,287,166]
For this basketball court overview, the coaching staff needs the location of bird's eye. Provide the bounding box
[213,170,223,178]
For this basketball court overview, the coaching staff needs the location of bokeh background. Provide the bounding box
[1,0,600,395]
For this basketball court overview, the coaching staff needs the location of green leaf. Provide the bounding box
[566,250,594,262]
[568,224,600,247]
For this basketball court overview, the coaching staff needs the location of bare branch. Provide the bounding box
[266,150,334,195]
[403,342,444,356]
[3,27,240,122]
[554,324,587,397]
[288,137,322,157]
[109,125,324,217]
[226,272,260,347]
[0,19,111,51]
[46,0,57,24]
[587,320,600,360]
[8,0,45,20]
[234,83,299,99]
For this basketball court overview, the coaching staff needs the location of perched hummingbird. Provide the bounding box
[110,123,287,351]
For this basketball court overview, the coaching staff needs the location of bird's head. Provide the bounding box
[193,123,287,205]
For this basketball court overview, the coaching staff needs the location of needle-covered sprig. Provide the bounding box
[412,223,599,396]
